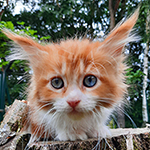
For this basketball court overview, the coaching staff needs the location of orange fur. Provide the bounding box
[2,9,139,142]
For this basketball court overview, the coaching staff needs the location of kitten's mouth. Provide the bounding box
[67,110,84,120]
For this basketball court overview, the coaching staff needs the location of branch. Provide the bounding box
[109,0,115,30]
[109,0,122,31]
[0,0,9,21]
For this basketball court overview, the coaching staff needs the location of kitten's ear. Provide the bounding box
[2,29,46,62]
[102,8,139,57]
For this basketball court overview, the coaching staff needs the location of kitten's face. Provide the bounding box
[31,39,126,120]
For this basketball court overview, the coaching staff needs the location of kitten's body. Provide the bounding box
[2,9,139,143]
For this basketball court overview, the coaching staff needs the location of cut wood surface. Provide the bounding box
[0,100,150,150]
[0,100,28,132]
[27,128,150,150]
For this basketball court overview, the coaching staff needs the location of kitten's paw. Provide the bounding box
[70,130,88,141]
[55,133,69,141]
[88,125,111,139]
[56,130,88,141]
[97,125,111,138]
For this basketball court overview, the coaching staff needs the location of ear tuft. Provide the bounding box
[101,8,140,57]
[2,28,46,62]
[2,28,42,52]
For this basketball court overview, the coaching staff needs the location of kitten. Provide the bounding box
[2,9,139,143]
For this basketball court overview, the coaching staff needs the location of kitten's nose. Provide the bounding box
[67,100,81,108]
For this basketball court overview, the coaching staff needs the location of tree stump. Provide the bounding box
[0,100,150,150]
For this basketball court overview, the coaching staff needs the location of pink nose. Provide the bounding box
[67,100,81,108]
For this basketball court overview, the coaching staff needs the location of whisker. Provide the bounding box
[30,102,55,114]
[104,138,113,150]
[97,98,115,103]
[117,106,137,128]
[91,109,101,121]
[93,62,108,76]
[29,107,56,144]
[110,55,118,66]
[17,72,30,84]
[60,47,73,54]
[90,51,100,75]
[25,103,55,127]
[105,60,116,69]
[94,97,116,107]
[44,111,60,130]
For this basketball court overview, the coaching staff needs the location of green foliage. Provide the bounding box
[126,68,145,85]
[125,68,144,127]
[4,0,110,41]
[0,20,51,101]
[0,21,13,69]
[108,119,117,129]
[0,21,14,29]
[0,21,28,101]
[124,1,150,127]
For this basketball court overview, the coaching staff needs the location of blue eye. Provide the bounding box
[83,75,97,87]
[51,77,64,89]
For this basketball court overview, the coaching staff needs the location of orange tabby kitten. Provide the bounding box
[2,9,139,143]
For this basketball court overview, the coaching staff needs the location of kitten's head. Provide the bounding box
[2,9,139,120]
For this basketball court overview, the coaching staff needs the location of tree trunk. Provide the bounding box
[109,0,115,31]
[0,0,9,21]
[117,104,125,128]
[142,9,150,126]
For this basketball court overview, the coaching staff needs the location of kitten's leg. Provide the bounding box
[69,130,88,141]
[56,129,88,141]
[55,132,69,141]
[87,124,111,139]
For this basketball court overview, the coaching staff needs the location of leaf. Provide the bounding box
[17,21,25,25]
[5,21,14,30]
[40,35,51,40]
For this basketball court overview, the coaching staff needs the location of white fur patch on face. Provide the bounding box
[53,86,97,114]
[61,62,66,75]
[68,86,82,99]
[31,103,113,141]
[79,59,85,74]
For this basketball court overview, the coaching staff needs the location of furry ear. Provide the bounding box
[2,29,47,63]
[101,8,139,57]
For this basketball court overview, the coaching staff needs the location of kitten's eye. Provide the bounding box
[51,77,64,89]
[83,75,97,88]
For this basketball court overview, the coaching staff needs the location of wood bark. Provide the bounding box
[0,99,28,132]
[1,128,150,150]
